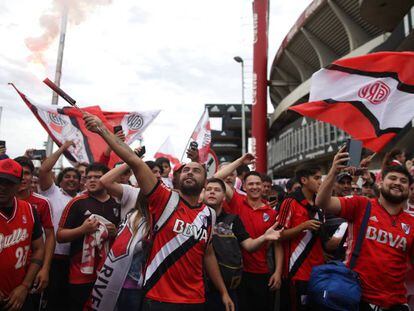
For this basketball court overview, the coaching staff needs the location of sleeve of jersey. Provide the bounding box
[31,208,44,240]
[276,198,294,229]
[58,199,80,229]
[233,215,250,242]
[39,199,54,229]
[338,196,367,222]
[146,180,172,223]
[227,191,242,214]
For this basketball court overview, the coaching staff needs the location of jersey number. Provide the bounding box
[15,246,30,269]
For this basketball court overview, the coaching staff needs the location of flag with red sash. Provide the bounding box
[11,85,159,164]
[154,136,180,167]
[289,52,414,152]
[188,108,211,163]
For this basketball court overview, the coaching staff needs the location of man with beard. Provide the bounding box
[38,140,81,311]
[316,148,414,311]
[57,163,120,310]
[82,113,234,311]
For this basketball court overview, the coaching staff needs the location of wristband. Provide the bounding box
[30,258,43,266]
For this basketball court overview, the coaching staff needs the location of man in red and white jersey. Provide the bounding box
[214,154,282,311]
[14,157,55,295]
[83,113,234,311]
[0,158,44,311]
[316,147,414,311]
[277,164,324,311]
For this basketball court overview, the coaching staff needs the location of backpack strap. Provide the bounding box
[153,191,180,232]
[349,201,371,270]
[208,207,216,242]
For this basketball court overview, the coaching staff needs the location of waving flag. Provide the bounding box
[11,85,159,164]
[188,108,211,163]
[103,110,160,145]
[154,137,180,167]
[289,52,414,152]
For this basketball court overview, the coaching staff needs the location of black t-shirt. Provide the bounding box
[216,211,250,243]
[60,194,121,257]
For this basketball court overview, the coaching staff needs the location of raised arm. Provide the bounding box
[83,113,156,195]
[214,153,255,200]
[315,147,349,215]
[39,141,74,191]
[100,163,130,200]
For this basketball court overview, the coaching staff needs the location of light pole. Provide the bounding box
[234,56,246,155]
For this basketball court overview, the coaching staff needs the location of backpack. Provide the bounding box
[212,214,243,290]
[307,201,372,311]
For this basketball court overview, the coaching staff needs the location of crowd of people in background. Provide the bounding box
[1,112,414,311]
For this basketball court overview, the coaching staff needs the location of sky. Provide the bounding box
[0,0,312,162]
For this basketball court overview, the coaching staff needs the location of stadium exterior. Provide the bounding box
[267,0,414,178]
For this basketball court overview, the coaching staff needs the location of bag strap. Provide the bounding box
[153,191,180,232]
[349,201,371,269]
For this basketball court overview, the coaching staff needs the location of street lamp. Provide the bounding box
[234,56,246,155]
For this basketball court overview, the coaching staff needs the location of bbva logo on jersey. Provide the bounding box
[366,226,407,251]
[173,219,208,242]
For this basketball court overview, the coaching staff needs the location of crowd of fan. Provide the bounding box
[1,112,414,311]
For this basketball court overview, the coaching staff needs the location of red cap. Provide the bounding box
[0,159,23,184]
[173,162,185,173]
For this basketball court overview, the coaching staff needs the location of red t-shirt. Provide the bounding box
[0,198,42,295]
[227,191,276,274]
[339,196,414,308]
[277,192,325,282]
[144,181,214,303]
[24,192,54,229]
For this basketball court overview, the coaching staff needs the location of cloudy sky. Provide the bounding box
[0,0,311,162]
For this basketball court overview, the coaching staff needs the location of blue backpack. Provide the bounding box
[307,202,371,311]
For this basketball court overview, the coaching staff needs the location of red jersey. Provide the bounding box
[228,191,277,274]
[24,192,53,229]
[144,181,214,303]
[0,198,42,295]
[277,189,325,281]
[339,196,414,308]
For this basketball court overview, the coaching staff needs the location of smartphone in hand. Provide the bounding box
[135,146,146,158]
[113,125,123,133]
[32,149,46,160]
[345,139,363,168]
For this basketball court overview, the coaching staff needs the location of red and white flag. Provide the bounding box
[103,110,160,145]
[12,85,159,164]
[289,52,414,152]
[188,108,211,163]
[154,136,180,167]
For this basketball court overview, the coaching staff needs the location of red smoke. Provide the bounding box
[25,0,112,65]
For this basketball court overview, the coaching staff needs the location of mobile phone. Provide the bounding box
[345,139,363,167]
[189,141,198,151]
[0,140,5,149]
[113,125,123,133]
[134,146,146,158]
[32,149,46,160]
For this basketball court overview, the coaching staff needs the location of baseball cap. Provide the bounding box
[336,172,352,182]
[0,158,23,184]
[173,162,185,173]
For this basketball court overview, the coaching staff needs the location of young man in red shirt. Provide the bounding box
[83,113,234,311]
[0,158,44,311]
[277,164,324,311]
[57,163,120,311]
[204,178,283,311]
[214,154,283,311]
[317,148,414,311]
[14,157,55,296]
